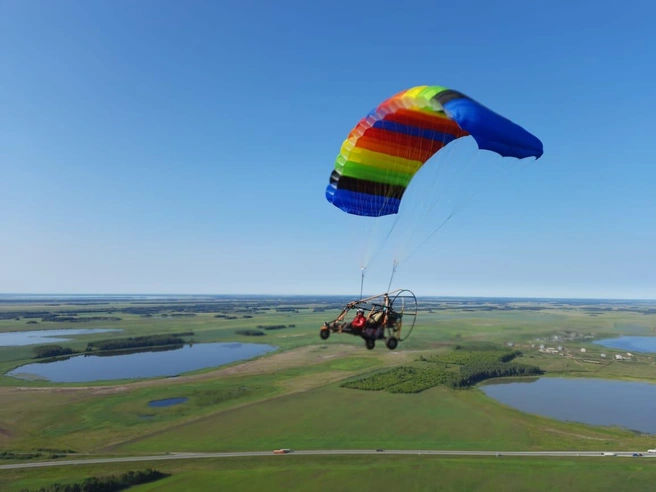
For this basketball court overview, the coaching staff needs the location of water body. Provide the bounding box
[148,397,188,407]
[0,328,122,347]
[5,342,277,383]
[593,336,656,354]
[481,377,656,434]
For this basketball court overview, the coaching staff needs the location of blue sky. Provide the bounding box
[2,0,655,298]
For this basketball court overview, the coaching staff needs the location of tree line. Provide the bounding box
[256,324,296,330]
[41,316,122,323]
[1,451,66,461]
[32,345,76,359]
[86,333,192,352]
[418,348,522,366]
[236,329,266,336]
[32,333,194,359]
[445,361,542,389]
[18,468,169,492]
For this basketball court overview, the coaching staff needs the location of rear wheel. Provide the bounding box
[365,339,375,350]
[386,337,398,350]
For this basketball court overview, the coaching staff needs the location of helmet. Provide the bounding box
[356,309,365,315]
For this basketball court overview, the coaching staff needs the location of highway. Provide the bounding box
[2,449,654,470]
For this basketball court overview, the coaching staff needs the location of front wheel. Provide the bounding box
[320,329,330,340]
[386,337,398,350]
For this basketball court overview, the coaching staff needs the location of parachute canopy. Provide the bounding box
[325,86,543,217]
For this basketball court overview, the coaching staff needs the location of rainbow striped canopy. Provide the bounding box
[325,86,543,217]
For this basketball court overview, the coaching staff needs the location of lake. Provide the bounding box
[593,336,656,354]
[5,342,277,383]
[481,377,656,434]
[0,328,122,346]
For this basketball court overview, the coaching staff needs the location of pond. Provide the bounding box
[5,342,277,383]
[480,377,656,434]
[148,397,188,407]
[0,328,122,346]
[593,336,656,354]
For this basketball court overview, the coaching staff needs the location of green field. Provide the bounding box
[2,295,656,490]
[3,456,656,492]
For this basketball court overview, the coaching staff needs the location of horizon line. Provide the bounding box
[1,293,655,302]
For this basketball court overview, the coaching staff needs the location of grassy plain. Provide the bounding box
[2,296,656,490]
[3,455,656,492]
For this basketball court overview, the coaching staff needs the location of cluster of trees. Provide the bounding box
[236,329,265,336]
[1,450,68,461]
[419,348,522,366]
[18,468,169,492]
[85,333,193,352]
[313,303,349,312]
[32,345,75,359]
[41,316,122,323]
[2,300,276,322]
[342,348,543,394]
[35,448,76,453]
[93,344,183,358]
[0,311,51,320]
[445,362,542,389]
[1,451,43,460]
[33,332,196,359]
[256,324,296,330]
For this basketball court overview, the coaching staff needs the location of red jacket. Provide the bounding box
[352,314,366,328]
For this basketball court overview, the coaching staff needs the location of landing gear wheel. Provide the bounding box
[320,329,330,340]
[365,339,376,350]
[386,337,398,350]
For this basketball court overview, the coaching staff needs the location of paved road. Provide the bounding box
[1,449,654,470]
